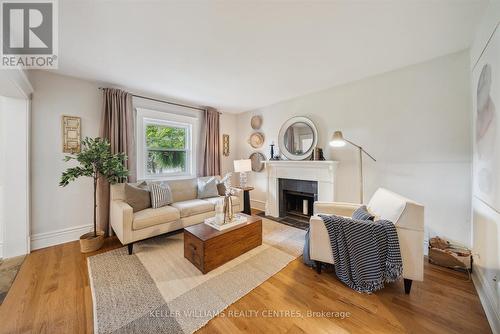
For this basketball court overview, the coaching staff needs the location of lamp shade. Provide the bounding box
[234,159,252,173]
[329,131,346,147]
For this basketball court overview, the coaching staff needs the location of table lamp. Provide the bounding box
[234,159,252,188]
[330,131,376,203]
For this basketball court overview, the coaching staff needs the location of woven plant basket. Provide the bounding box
[79,231,105,253]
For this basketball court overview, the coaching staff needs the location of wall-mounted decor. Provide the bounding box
[251,115,263,130]
[222,134,230,157]
[473,27,500,211]
[278,116,318,160]
[62,115,81,153]
[249,152,266,172]
[248,132,265,148]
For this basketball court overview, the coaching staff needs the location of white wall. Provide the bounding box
[0,69,33,258]
[29,71,101,249]
[470,1,500,68]
[470,1,500,332]
[235,51,472,247]
[0,96,31,258]
[0,98,3,257]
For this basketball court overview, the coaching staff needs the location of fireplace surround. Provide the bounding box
[265,160,338,218]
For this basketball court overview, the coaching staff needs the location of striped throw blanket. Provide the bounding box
[319,214,403,293]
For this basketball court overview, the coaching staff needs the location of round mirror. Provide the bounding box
[284,122,314,154]
[278,117,318,160]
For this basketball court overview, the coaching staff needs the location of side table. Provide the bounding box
[235,186,254,215]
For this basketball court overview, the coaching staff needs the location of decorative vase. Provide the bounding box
[215,197,225,225]
[223,195,234,223]
[79,230,105,253]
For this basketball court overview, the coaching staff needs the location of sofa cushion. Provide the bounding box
[111,183,126,201]
[197,176,219,199]
[367,188,423,230]
[133,205,180,230]
[124,182,151,212]
[149,182,173,208]
[204,196,240,207]
[171,199,215,218]
[216,183,226,196]
[368,191,405,223]
[164,178,198,203]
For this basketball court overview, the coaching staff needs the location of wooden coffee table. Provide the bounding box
[184,214,262,274]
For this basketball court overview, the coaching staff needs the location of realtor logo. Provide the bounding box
[1,0,58,68]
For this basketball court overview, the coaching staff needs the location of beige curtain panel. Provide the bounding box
[199,107,221,177]
[97,88,136,236]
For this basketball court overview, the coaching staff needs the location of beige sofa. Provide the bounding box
[110,177,242,254]
[309,188,424,294]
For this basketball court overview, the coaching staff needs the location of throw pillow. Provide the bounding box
[124,182,151,212]
[149,182,173,208]
[216,182,227,196]
[352,205,375,221]
[197,176,220,199]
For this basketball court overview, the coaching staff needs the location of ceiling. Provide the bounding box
[55,0,488,113]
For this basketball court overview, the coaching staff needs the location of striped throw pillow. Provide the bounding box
[352,205,375,221]
[149,183,173,208]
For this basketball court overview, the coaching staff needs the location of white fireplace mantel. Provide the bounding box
[264,160,339,217]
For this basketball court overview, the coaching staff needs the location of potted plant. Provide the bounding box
[60,137,128,253]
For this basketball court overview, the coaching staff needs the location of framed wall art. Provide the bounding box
[222,134,230,157]
[62,115,81,153]
[472,27,500,211]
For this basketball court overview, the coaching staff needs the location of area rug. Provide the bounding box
[88,218,306,334]
[0,255,25,304]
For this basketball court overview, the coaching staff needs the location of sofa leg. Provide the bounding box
[315,261,322,274]
[128,243,133,255]
[404,278,412,294]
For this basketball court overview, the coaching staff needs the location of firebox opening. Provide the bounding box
[284,190,315,219]
[279,178,318,223]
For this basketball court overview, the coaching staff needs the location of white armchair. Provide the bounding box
[309,188,424,294]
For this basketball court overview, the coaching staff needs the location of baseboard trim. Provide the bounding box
[31,224,93,251]
[250,199,266,211]
[472,266,500,334]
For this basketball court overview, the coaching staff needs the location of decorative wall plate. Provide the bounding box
[251,115,263,130]
[249,152,266,172]
[248,132,265,148]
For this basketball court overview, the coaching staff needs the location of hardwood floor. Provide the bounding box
[0,224,491,334]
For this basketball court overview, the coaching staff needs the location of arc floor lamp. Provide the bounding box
[329,131,376,204]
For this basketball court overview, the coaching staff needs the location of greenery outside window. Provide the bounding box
[143,118,192,177]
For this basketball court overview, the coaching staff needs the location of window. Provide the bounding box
[137,108,197,179]
[145,120,189,175]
